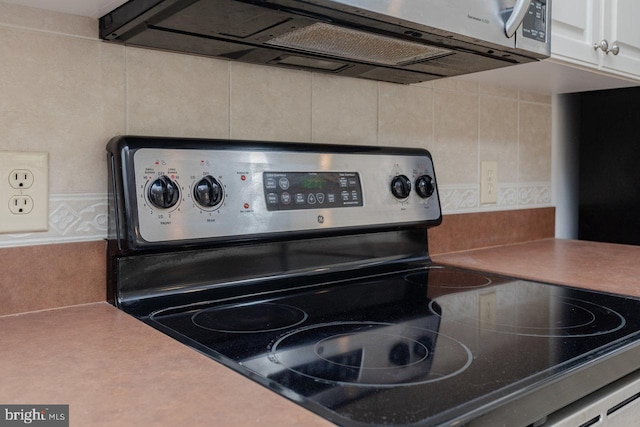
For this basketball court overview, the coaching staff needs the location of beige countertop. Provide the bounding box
[2,238,639,426]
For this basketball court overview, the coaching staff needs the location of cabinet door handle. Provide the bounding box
[594,39,609,52]
[594,39,620,55]
[505,0,531,38]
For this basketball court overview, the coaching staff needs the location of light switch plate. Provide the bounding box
[0,151,49,233]
[480,161,498,204]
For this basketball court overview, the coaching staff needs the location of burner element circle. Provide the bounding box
[406,268,492,289]
[271,321,472,387]
[429,288,627,338]
[192,302,308,333]
[314,332,430,369]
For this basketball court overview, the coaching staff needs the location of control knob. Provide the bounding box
[391,175,411,199]
[148,175,180,209]
[415,175,435,198]
[193,175,223,208]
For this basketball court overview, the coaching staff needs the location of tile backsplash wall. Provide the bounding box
[0,2,551,248]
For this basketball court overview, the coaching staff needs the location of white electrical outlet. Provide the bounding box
[0,151,48,233]
[8,195,35,214]
[480,161,498,204]
[9,169,35,189]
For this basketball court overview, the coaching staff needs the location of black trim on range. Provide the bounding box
[106,135,441,255]
[105,135,440,303]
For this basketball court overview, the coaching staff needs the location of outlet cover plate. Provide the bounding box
[0,151,49,233]
[480,161,498,204]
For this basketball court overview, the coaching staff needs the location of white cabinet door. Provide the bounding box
[600,0,640,78]
[551,0,601,67]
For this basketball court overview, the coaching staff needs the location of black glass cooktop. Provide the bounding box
[147,265,640,426]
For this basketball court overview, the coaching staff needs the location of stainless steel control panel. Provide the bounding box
[132,147,440,243]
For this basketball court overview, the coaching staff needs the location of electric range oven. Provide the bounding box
[107,136,640,426]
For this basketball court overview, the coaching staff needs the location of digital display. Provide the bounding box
[263,171,363,211]
[301,177,325,189]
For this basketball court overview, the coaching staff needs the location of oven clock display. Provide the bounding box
[264,171,363,211]
[300,177,325,190]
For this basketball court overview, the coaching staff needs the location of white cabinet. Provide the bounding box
[600,1,640,78]
[551,0,601,67]
[551,0,640,80]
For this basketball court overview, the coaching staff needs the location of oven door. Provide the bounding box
[541,369,640,427]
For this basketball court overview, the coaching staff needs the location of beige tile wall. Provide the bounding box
[0,2,552,248]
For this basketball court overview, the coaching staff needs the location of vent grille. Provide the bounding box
[265,23,452,66]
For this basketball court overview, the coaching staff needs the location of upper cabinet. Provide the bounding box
[599,1,640,78]
[551,0,600,67]
[552,0,640,80]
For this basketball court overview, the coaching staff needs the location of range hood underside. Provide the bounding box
[100,0,539,84]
